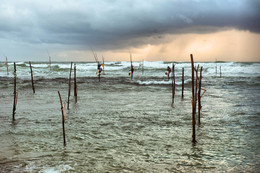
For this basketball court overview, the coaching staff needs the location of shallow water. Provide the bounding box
[0,61,259,172]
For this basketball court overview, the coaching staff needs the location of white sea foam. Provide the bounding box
[39,165,73,173]
[0,61,259,79]
[137,80,171,85]
[39,168,59,173]
[136,79,190,85]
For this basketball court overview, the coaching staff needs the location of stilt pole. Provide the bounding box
[29,61,35,93]
[58,91,66,147]
[171,64,175,106]
[220,66,221,78]
[198,67,203,124]
[12,62,17,121]
[182,67,184,98]
[190,54,196,143]
[74,64,77,102]
[67,62,72,109]
[142,59,144,75]
[195,65,199,114]
[6,57,8,75]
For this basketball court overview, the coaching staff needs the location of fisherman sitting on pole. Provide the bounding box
[97,63,103,76]
[129,64,134,80]
[165,65,171,80]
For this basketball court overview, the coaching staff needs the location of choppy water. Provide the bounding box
[0,61,259,172]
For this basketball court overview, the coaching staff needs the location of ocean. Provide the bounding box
[0,61,259,172]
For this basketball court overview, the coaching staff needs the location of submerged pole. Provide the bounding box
[98,71,101,82]
[49,56,51,70]
[58,91,66,147]
[182,67,184,98]
[171,64,175,106]
[198,67,203,124]
[6,57,8,75]
[29,61,35,94]
[220,66,221,78]
[67,62,73,110]
[74,64,77,103]
[12,62,17,121]
[190,54,196,143]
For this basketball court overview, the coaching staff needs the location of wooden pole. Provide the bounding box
[12,62,17,121]
[67,62,73,110]
[220,66,221,78]
[102,56,105,75]
[49,56,51,70]
[15,91,18,111]
[58,91,66,147]
[194,65,199,114]
[29,61,35,94]
[171,64,175,106]
[98,69,101,82]
[182,67,184,98]
[130,52,133,80]
[6,57,8,75]
[74,64,77,103]
[97,62,101,82]
[142,59,144,75]
[198,67,203,124]
[190,54,196,143]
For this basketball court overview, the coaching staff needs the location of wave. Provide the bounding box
[136,79,191,86]
[0,62,259,79]
[32,64,50,68]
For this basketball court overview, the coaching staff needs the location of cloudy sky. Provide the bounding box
[0,0,259,62]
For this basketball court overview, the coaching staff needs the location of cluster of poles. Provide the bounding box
[169,54,206,143]
[10,61,78,146]
[7,54,210,146]
[190,54,206,142]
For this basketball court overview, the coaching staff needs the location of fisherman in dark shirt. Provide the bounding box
[129,64,134,80]
[165,66,171,79]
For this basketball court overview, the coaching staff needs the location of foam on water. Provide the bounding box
[136,79,190,85]
[1,61,259,79]
[39,165,73,173]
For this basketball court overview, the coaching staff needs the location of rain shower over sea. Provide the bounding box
[0,61,259,172]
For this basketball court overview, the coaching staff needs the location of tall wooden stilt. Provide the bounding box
[171,64,175,106]
[12,62,17,121]
[194,65,199,114]
[198,67,203,124]
[67,62,73,110]
[29,61,35,94]
[182,67,184,98]
[58,91,66,147]
[74,64,77,103]
[190,54,196,143]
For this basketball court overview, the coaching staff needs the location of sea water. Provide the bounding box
[0,61,259,172]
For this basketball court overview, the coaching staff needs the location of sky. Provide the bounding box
[0,0,260,62]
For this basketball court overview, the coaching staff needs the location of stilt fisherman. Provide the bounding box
[165,65,171,79]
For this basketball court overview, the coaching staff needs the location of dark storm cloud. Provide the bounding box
[0,0,259,50]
